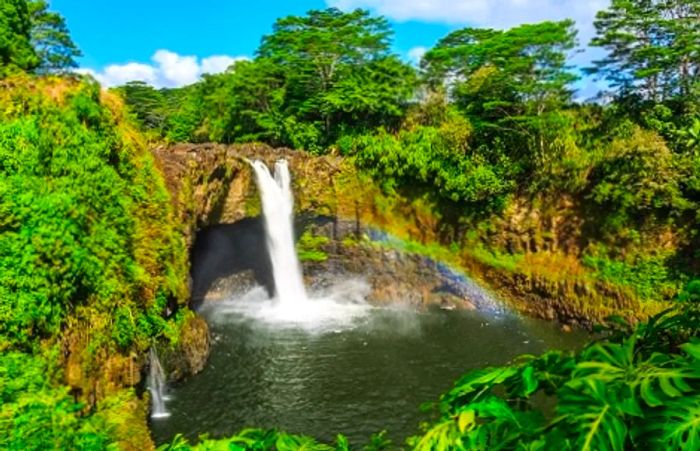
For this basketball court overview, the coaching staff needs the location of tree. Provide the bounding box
[422,21,579,167]
[588,0,700,103]
[423,21,579,117]
[162,82,208,143]
[258,8,392,99]
[195,59,288,145]
[0,0,39,76]
[124,8,416,150]
[117,81,166,131]
[257,8,414,145]
[28,0,81,73]
[323,55,417,133]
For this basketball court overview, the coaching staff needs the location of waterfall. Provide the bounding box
[249,159,308,306]
[148,347,170,419]
[208,158,369,329]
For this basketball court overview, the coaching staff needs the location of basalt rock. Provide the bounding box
[460,255,666,328]
[301,221,488,311]
[163,315,211,380]
[153,143,446,250]
[152,143,662,331]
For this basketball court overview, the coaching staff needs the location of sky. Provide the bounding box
[52,0,609,96]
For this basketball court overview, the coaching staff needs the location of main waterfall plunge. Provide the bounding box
[249,160,308,306]
[203,159,370,329]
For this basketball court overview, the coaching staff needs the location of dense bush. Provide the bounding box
[0,76,187,352]
[347,123,513,212]
[586,128,689,234]
[0,75,190,448]
[410,314,700,449]
[0,352,110,450]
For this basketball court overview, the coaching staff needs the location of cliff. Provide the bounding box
[153,143,666,328]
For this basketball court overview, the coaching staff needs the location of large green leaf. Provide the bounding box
[557,379,628,451]
[441,367,518,412]
[642,399,700,450]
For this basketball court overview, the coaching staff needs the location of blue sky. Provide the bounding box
[53,0,609,95]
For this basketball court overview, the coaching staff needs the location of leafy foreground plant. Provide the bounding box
[410,305,700,450]
[160,429,392,451]
[160,305,700,451]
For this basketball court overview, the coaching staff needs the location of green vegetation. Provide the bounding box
[0,75,189,447]
[588,0,700,102]
[1,0,700,449]
[28,0,81,73]
[0,0,79,76]
[348,119,512,211]
[582,251,681,301]
[114,8,418,151]
[409,304,700,450]
[296,231,330,263]
[160,429,394,451]
[0,77,187,351]
[0,351,110,449]
[0,0,37,75]
[117,3,700,306]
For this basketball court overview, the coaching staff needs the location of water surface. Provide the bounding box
[151,303,584,445]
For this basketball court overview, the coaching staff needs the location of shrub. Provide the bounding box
[0,76,187,351]
[349,125,513,211]
[0,352,110,450]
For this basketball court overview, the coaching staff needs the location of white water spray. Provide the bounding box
[148,347,170,419]
[249,160,308,305]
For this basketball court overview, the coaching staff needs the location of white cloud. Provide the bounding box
[407,46,427,65]
[77,63,158,86]
[201,55,242,75]
[152,50,200,87]
[80,50,249,88]
[328,0,608,36]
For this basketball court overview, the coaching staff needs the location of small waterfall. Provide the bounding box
[250,160,308,306]
[148,347,170,419]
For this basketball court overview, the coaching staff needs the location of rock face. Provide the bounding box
[155,143,493,310]
[461,257,663,329]
[190,218,497,311]
[153,142,656,329]
[488,195,585,256]
[153,143,448,249]
[62,316,142,405]
[301,220,496,311]
[153,143,251,248]
[159,315,211,380]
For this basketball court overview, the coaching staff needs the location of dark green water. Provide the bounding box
[151,303,585,445]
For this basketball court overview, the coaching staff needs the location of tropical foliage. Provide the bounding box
[1,1,700,450]
[411,305,700,450]
[114,8,418,152]
[0,75,189,447]
[0,0,78,76]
